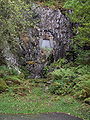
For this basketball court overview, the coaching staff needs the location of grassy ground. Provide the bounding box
[0,86,90,120]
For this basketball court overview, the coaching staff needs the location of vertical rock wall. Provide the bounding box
[2,40,20,73]
[19,4,72,78]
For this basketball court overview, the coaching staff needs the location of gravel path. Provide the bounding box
[0,113,83,120]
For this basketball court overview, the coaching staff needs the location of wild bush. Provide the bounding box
[73,74,90,99]
[0,78,8,92]
[48,67,77,95]
[43,58,67,77]
[75,50,90,65]
[48,65,90,99]
[0,66,23,93]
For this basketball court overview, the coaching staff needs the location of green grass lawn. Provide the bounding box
[0,87,90,120]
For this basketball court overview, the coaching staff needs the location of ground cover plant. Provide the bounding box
[48,65,90,99]
[0,66,90,120]
[0,86,90,120]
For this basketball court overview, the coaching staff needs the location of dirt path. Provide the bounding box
[0,113,83,120]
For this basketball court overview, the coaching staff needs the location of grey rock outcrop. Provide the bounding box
[19,4,72,78]
[2,40,20,73]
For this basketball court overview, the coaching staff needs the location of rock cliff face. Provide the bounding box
[18,4,72,78]
[1,41,20,73]
[1,4,72,78]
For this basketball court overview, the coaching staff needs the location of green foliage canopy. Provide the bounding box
[0,0,33,43]
[64,0,90,45]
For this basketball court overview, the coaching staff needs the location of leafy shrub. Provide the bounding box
[48,67,77,95]
[73,74,90,99]
[76,65,90,75]
[75,50,90,65]
[0,66,24,93]
[48,65,90,99]
[50,58,67,69]
[49,68,76,80]
[0,66,18,78]
[0,78,8,92]
[0,65,25,79]
[43,58,67,77]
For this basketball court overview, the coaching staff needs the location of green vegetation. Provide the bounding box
[31,0,66,9]
[48,64,90,99]
[0,65,90,120]
[0,0,90,119]
[64,0,90,45]
[0,65,89,120]
[0,79,8,92]
[0,0,32,41]
[0,66,21,92]
[0,87,90,120]
[41,0,90,107]
[0,0,35,65]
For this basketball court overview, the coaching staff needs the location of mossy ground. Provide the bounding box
[0,82,89,120]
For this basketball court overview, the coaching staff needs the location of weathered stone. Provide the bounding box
[18,4,72,78]
[2,41,21,74]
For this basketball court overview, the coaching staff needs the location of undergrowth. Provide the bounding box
[47,63,90,100]
[0,87,89,120]
[0,65,90,120]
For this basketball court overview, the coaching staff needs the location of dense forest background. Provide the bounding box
[0,0,90,119]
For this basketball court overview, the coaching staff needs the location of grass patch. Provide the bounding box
[0,86,89,120]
